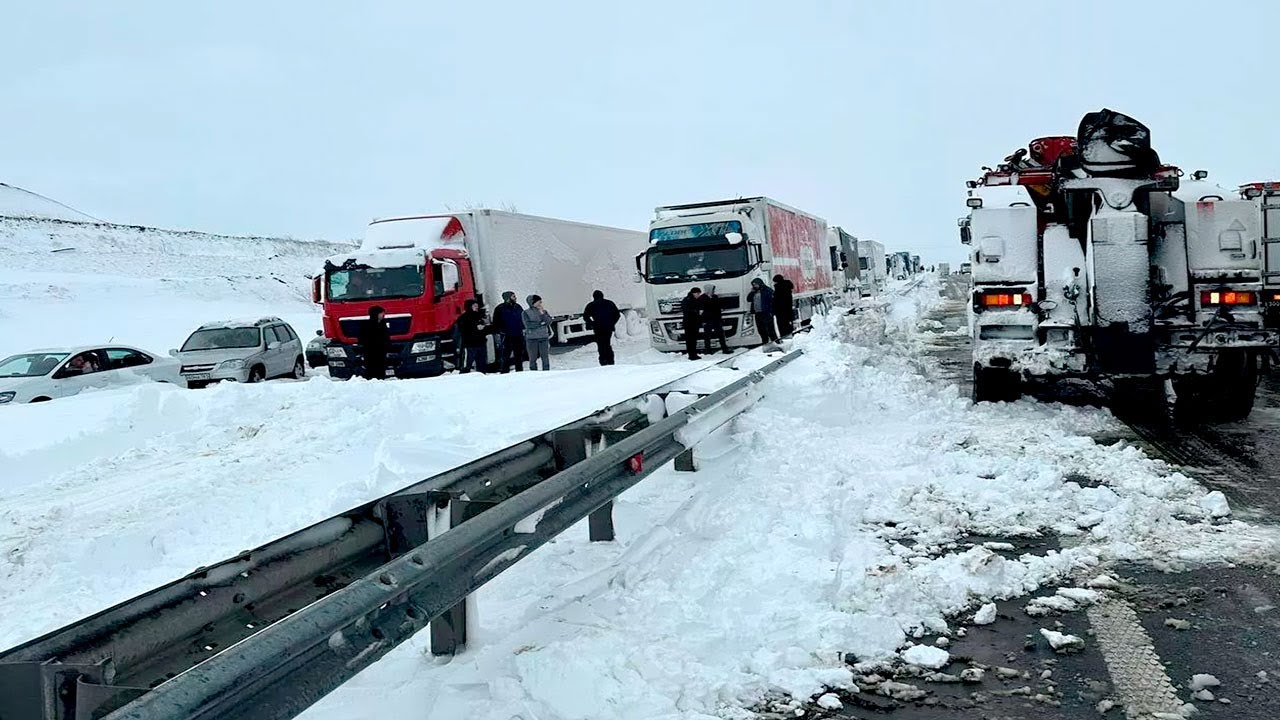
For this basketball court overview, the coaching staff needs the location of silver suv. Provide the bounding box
[174,317,306,388]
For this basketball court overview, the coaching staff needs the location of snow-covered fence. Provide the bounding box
[0,349,801,720]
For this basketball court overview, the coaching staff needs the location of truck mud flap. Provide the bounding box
[1092,323,1156,374]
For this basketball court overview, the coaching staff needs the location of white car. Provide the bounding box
[0,345,183,405]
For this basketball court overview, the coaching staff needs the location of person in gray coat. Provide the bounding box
[522,294,554,370]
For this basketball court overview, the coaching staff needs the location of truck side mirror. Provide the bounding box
[959,223,972,246]
[634,252,646,278]
[311,276,322,303]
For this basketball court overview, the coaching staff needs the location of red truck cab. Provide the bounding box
[312,217,477,379]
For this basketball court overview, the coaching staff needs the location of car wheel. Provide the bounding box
[248,366,266,383]
[292,357,306,380]
[30,396,51,403]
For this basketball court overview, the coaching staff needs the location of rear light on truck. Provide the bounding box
[1200,290,1257,307]
[977,292,1033,308]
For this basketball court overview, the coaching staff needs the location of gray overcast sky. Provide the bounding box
[4,1,1280,264]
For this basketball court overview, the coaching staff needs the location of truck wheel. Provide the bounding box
[973,365,1021,403]
[1206,351,1258,422]
[1112,378,1168,420]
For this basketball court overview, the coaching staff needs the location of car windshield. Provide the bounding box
[0,353,69,377]
[181,328,262,351]
[327,265,425,301]
[646,245,750,284]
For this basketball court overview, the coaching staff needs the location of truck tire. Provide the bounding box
[1207,350,1257,422]
[1112,378,1167,420]
[973,365,1021,403]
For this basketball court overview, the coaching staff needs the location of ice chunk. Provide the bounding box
[901,644,950,669]
[1189,674,1220,692]
[1199,491,1231,518]
[973,603,997,625]
[1039,629,1085,652]
[816,693,842,710]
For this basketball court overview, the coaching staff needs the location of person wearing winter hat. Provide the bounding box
[492,291,526,372]
[522,294,555,370]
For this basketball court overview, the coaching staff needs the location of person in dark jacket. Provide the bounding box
[700,285,730,355]
[583,289,622,366]
[358,305,392,379]
[682,287,703,360]
[747,278,777,345]
[772,274,795,337]
[491,291,525,373]
[458,299,490,373]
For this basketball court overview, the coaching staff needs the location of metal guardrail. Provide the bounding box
[0,349,801,720]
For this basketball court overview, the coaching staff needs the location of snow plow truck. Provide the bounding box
[961,109,1278,419]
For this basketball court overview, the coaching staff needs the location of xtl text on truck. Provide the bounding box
[638,197,835,351]
[962,109,1278,419]
[314,210,646,378]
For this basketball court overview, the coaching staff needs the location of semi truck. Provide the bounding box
[314,210,647,378]
[962,109,1278,419]
[828,226,862,294]
[1240,181,1280,328]
[638,197,833,351]
[857,239,886,295]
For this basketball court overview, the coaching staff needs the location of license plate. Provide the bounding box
[185,373,211,382]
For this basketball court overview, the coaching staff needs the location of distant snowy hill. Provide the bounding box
[0,209,357,358]
[0,183,98,223]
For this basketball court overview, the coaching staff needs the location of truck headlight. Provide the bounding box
[0,391,15,404]
[410,340,437,353]
[325,346,347,358]
[658,300,677,314]
[217,359,246,370]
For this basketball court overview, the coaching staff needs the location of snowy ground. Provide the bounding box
[292,277,1280,720]
[0,213,353,358]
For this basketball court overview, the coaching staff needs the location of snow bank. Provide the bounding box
[0,215,355,357]
[0,182,96,223]
[0,362,721,649]
[298,279,1280,720]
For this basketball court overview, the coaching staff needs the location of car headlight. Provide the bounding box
[217,359,246,370]
[410,340,436,353]
[325,346,347,358]
[0,391,15,404]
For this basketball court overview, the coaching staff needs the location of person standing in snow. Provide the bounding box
[682,287,703,360]
[699,285,730,355]
[492,291,525,373]
[583,289,621,366]
[457,299,490,373]
[522,294,554,371]
[358,305,391,379]
[772,273,795,337]
[747,278,777,345]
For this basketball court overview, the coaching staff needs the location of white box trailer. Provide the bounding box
[452,210,648,340]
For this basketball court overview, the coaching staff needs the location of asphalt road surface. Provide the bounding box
[781,276,1280,720]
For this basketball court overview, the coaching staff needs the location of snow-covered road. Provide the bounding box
[292,279,1279,720]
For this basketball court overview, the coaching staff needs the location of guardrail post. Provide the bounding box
[674,447,697,472]
[554,428,619,542]
[382,491,493,656]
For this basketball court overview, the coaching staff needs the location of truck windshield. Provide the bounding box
[181,328,262,351]
[327,265,425,302]
[646,245,750,284]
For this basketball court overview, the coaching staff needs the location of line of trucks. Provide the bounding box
[311,202,906,377]
[961,108,1280,420]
